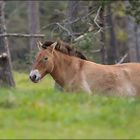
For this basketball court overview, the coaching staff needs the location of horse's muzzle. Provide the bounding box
[29,69,41,83]
[29,75,40,83]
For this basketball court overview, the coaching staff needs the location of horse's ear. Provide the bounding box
[37,41,43,50]
[51,42,57,48]
[51,42,57,53]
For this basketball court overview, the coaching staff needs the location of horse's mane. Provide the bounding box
[41,40,87,60]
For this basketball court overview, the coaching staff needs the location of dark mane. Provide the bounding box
[42,40,87,60]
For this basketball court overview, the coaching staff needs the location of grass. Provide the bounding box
[0,72,140,139]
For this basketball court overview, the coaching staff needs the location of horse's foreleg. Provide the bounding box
[80,80,92,95]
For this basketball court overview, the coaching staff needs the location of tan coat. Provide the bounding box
[50,50,140,96]
[30,41,140,96]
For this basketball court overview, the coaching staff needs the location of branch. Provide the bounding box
[65,8,96,25]
[117,53,128,64]
[40,8,97,32]
[74,33,87,42]
[74,6,103,42]
[0,33,45,38]
[40,22,56,31]
[94,6,103,35]
[94,28,103,35]
[91,49,101,53]
[56,22,72,36]
[40,22,73,38]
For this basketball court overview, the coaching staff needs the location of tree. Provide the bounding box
[27,1,40,61]
[99,5,107,64]
[67,0,78,22]
[65,0,79,41]
[0,1,15,87]
[106,3,117,64]
[125,0,140,62]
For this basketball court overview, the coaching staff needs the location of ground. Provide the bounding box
[0,72,140,139]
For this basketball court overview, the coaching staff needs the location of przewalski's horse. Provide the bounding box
[30,40,140,96]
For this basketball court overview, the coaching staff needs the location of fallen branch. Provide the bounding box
[0,33,45,38]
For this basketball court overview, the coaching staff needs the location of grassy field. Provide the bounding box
[0,72,140,139]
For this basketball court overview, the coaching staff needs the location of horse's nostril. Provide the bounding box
[33,75,36,80]
[30,75,36,81]
[32,75,37,81]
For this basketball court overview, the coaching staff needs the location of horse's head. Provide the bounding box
[29,39,87,83]
[29,41,57,83]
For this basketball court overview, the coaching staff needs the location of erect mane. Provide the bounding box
[41,40,87,60]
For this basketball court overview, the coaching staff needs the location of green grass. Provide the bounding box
[0,72,140,139]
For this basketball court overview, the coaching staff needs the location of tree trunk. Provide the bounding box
[107,4,117,64]
[99,6,107,64]
[134,24,140,62]
[27,1,40,61]
[67,0,78,22]
[65,0,79,42]
[137,25,140,61]
[124,1,138,62]
[0,1,15,87]
[134,25,140,61]
[127,16,137,62]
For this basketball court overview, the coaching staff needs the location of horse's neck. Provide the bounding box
[50,51,81,87]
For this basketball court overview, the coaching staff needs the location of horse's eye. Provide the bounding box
[44,57,48,61]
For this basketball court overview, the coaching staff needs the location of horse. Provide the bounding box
[29,39,140,96]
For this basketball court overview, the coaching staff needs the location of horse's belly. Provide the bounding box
[89,79,137,96]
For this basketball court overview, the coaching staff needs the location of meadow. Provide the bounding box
[0,72,140,139]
